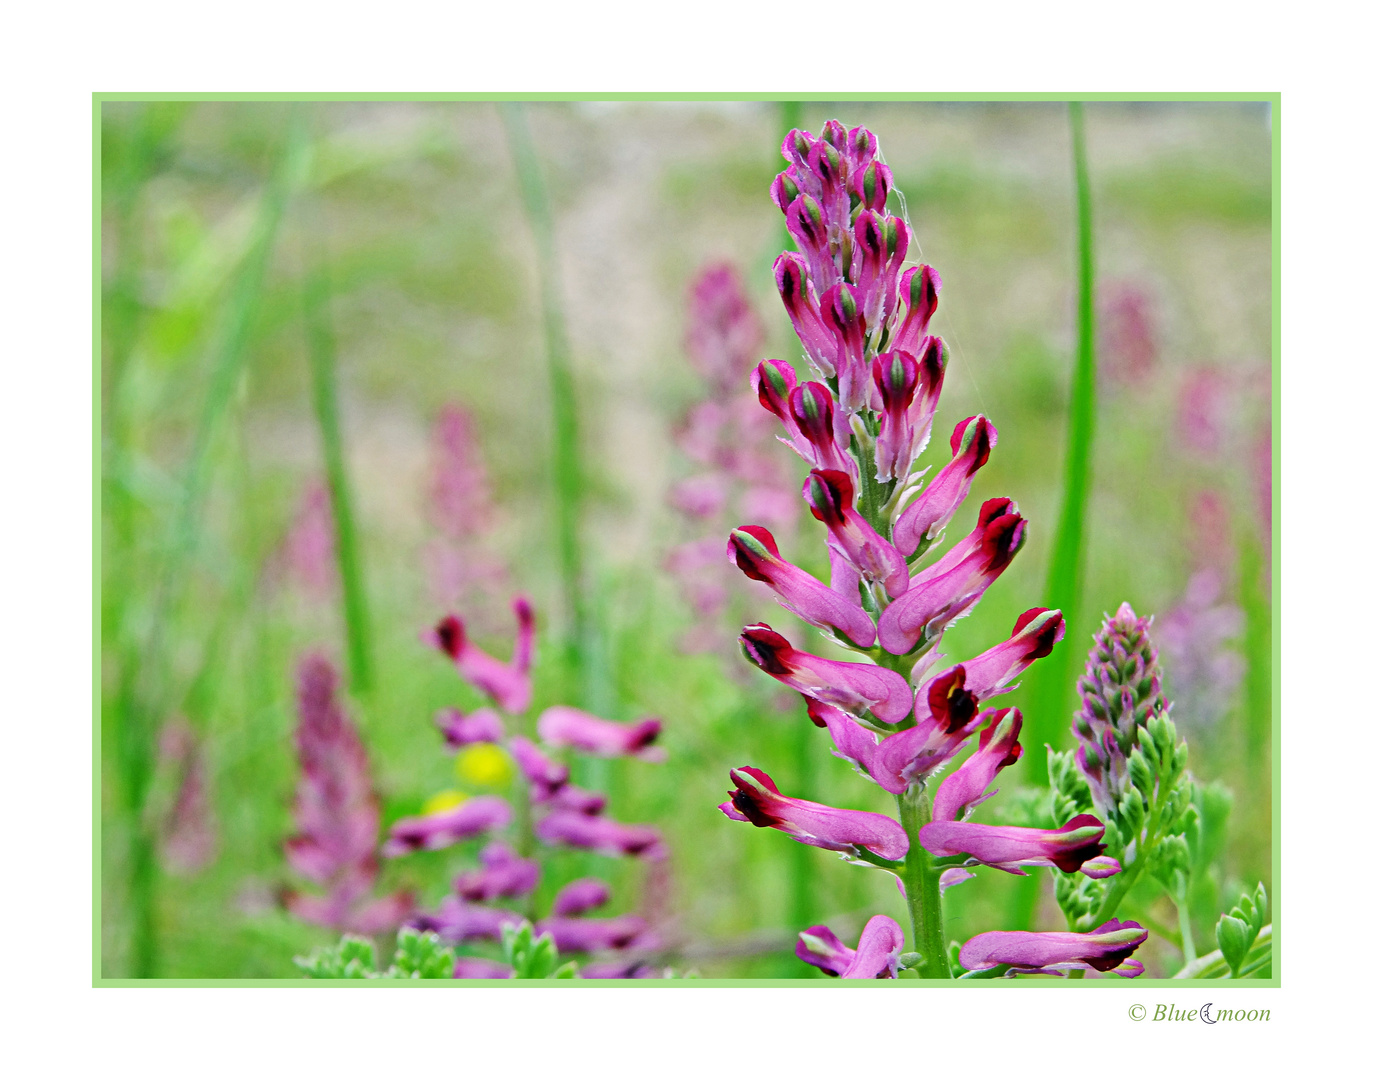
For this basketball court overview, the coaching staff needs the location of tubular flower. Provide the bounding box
[1072,602,1171,817]
[552,878,612,917]
[727,526,876,647]
[874,341,946,484]
[429,595,535,713]
[952,608,1067,703]
[382,795,512,857]
[930,709,1023,822]
[877,499,1027,655]
[454,842,541,902]
[719,767,909,862]
[413,897,524,943]
[804,470,908,598]
[535,811,667,860]
[959,920,1148,978]
[739,623,913,723]
[919,814,1117,878]
[797,915,905,979]
[892,415,997,556]
[508,735,570,799]
[536,915,653,954]
[788,381,858,480]
[537,706,665,762]
[435,706,505,748]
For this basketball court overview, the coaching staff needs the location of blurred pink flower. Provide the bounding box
[283,653,413,934]
[277,480,336,597]
[1098,280,1158,387]
[155,720,217,875]
[1156,568,1244,732]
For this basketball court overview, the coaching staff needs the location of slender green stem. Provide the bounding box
[1022,101,1097,783]
[1176,888,1197,966]
[499,103,592,702]
[1237,529,1271,770]
[303,211,375,695]
[897,787,952,979]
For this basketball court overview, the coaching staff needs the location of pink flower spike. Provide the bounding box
[720,767,909,862]
[959,920,1148,978]
[803,470,908,599]
[872,350,917,482]
[739,623,913,723]
[919,813,1109,876]
[931,708,1023,822]
[382,795,512,858]
[727,526,877,648]
[892,415,998,555]
[435,706,505,749]
[877,500,1027,654]
[537,705,665,762]
[773,255,840,377]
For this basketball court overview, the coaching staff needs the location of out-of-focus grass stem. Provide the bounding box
[499,104,594,705]
[118,115,305,977]
[302,179,375,696]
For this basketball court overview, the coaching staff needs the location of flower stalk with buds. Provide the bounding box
[717,121,1143,979]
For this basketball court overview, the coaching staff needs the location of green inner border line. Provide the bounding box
[92,92,1280,989]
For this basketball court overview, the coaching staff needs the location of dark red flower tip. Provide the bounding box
[435,615,465,659]
[739,624,794,676]
[1048,814,1108,873]
[803,469,856,526]
[928,665,980,733]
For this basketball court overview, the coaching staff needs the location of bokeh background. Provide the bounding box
[99,99,1273,978]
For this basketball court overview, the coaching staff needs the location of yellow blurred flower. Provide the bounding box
[455,743,515,788]
[421,789,468,816]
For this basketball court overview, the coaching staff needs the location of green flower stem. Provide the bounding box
[1175,883,1197,966]
[897,786,952,979]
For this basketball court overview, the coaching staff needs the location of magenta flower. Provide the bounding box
[544,784,607,816]
[739,623,913,724]
[454,842,541,902]
[951,607,1067,704]
[919,814,1116,877]
[890,263,942,358]
[686,263,766,396]
[719,767,909,862]
[727,526,876,648]
[276,480,336,598]
[535,810,667,860]
[959,919,1148,977]
[930,708,1023,822]
[537,706,665,762]
[877,499,1027,655]
[381,795,512,857]
[552,877,612,917]
[892,415,997,556]
[787,381,858,481]
[284,654,412,934]
[430,595,535,714]
[435,705,504,748]
[414,897,524,943]
[804,469,908,599]
[509,735,570,799]
[536,915,652,953]
[873,343,946,484]
[796,915,905,979]
[453,956,513,979]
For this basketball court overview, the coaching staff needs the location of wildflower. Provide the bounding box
[959,919,1148,977]
[381,795,512,857]
[537,706,665,762]
[1071,602,1170,818]
[276,480,336,598]
[454,842,540,902]
[429,595,535,714]
[796,915,905,979]
[283,654,412,933]
[891,415,997,556]
[536,915,653,953]
[535,810,667,860]
[155,720,217,875]
[919,815,1116,877]
[719,767,909,862]
[739,624,913,723]
[435,706,504,748]
[552,878,612,917]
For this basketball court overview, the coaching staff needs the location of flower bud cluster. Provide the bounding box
[389,596,669,979]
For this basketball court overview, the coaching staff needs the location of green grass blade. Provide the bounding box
[302,207,375,696]
[499,103,593,704]
[1021,102,1097,784]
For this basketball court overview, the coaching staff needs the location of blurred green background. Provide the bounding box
[99,100,1272,978]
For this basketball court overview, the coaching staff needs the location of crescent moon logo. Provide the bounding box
[1200,1002,1216,1025]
